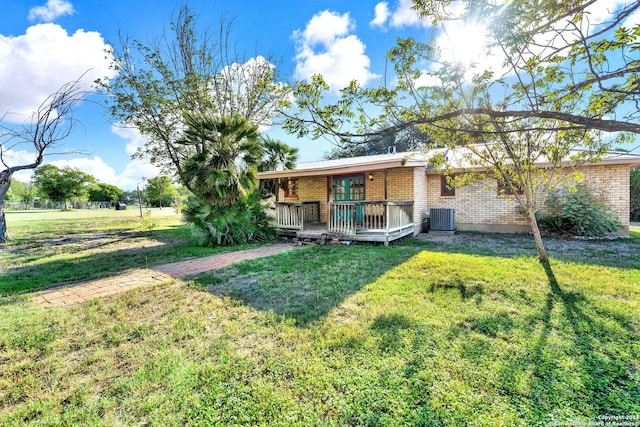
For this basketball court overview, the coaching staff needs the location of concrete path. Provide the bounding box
[33,243,300,308]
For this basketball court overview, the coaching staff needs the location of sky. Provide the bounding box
[1,0,639,190]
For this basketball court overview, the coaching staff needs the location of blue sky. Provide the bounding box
[1,0,434,189]
[1,0,638,190]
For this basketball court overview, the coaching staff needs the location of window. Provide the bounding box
[332,176,365,201]
[496,179,524,196]
[284,178,298,199]
[440,175,455,197]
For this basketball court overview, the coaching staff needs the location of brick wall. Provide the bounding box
[426,174,529,231]
[297,176,329,223]
[366,171,385,200]
[426,164,632,232]
[582,164,630,228]
[386,167,415,201]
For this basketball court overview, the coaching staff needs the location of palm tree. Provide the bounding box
[179,113,274,246]
[179,113,263,207]
[258,136,298,171]
[258,135,299,197]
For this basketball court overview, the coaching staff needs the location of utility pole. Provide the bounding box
[137,184,143,218]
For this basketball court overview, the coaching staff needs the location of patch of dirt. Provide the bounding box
[415,231,640,262]
[37,231,134,248]
[6,230,178,255]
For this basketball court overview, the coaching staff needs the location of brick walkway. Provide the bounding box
[33,243,300,308]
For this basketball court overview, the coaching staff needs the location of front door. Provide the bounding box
[333,176,365,222]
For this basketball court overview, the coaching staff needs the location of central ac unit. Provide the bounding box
[430,208,455,231]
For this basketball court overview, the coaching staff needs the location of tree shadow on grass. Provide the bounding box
[340,313,444,425]
[189,245,419,327]
[428,277,484,301]
[409,232,640,271]
[500,262,639,422]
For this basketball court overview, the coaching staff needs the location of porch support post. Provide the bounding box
[384,170,388,200]
[384,202,390,246]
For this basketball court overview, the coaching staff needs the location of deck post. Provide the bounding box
[385,202,391,246]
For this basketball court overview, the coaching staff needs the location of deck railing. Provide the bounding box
[275,201,320,230]
[328,201,414,235]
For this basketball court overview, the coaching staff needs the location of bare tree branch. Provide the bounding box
[0,76,86,242]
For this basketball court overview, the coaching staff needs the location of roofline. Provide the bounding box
[258,150,640,179]
[424,156,640,174]
[258,157,428,179]
[591,153,640,167]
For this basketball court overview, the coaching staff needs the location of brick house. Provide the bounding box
[258,150,640,244]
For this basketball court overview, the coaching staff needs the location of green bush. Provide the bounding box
[631,167,639,222]
[183,191,275,246]
[536,214,568,234]
[540,184,622,237]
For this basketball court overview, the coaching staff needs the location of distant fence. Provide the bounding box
[4,201,116,210]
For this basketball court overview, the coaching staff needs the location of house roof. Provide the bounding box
[258,151,436,179]
[428,146,640,170]
[258,147,640,179]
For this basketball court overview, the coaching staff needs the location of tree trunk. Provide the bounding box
[528,209,549,264]
[0,175,11,243]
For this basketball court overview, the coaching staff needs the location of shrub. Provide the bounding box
[536,214,568,234]
[631,167,640,222]
[540,184,622,237]
[183,191,275,246]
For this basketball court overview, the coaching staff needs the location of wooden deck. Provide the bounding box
[275,201,415,245]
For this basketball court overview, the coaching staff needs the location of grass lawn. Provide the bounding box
[0,210,638,425]
[1,208,262,296]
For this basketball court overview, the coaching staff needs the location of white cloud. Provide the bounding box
[51,156,117,183]
[110,125,162,189]
[2,150,41,183]
[294,11,378,92]
[384,0,430,29]
[49,155,160,191]
[115,159,162,190]
[28,0,75,22]
[215,55,283,129]
[110,125,146,157]
[0,23,115,121]
[300,10,352,46]
[371,2,391,27]
[585,0,629,25]
[369,2,391,28]
[624,7,640,28]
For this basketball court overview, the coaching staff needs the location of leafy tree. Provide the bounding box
[257,136,298,197]
[283,0,639,263]
[170,185,192,214]
[99,5,288,188]
[5,180,19,202]
[6,180,37,206]
[122,187,152,207]
[144,176,177,208]
[285,1,640,140]
[33,165,95,209]
[326,126,431,159]
[439,124,606,262]
[0,79,84,242]
[631,168,640,222]
[87,182,124,204]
